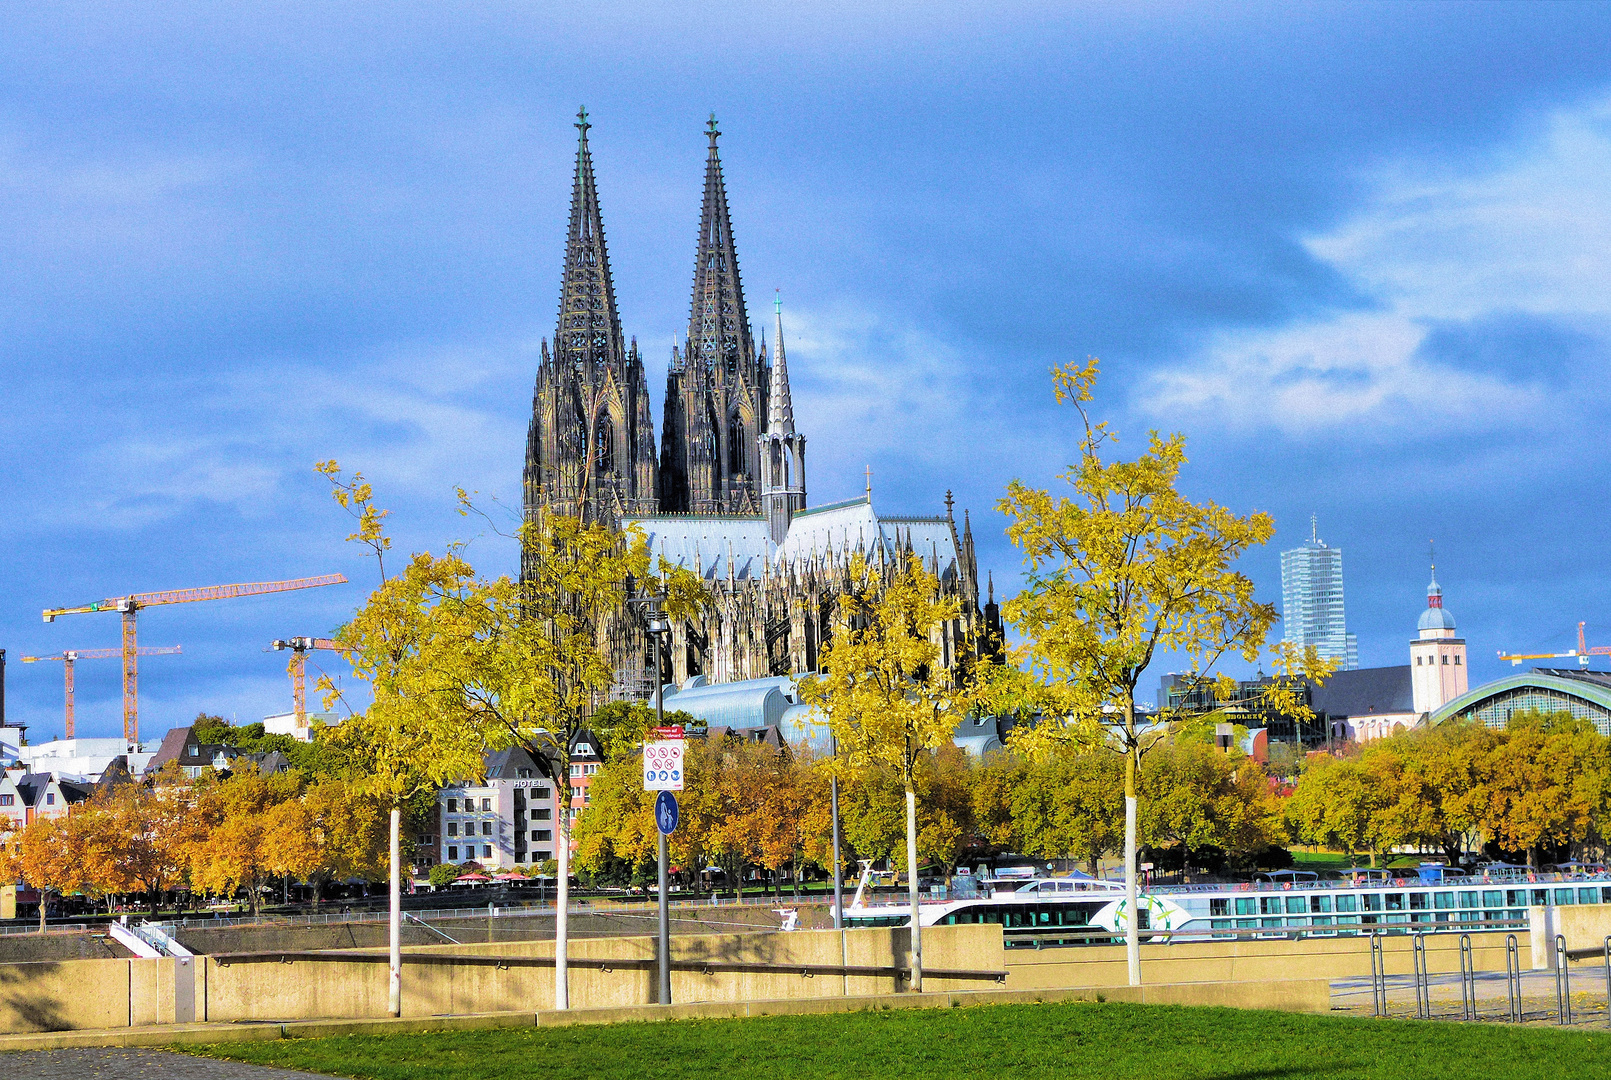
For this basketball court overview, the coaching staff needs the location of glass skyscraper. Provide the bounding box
[1280,518,1358,670]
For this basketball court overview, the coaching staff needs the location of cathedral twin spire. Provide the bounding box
[525,110,801,528]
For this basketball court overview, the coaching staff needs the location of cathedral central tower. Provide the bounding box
[658,116,768,514]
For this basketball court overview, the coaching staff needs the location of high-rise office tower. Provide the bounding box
[1280,516,1358,671]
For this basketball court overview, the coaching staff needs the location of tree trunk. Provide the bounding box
[905,785,922,994]
[1124,698,1140,988]
[388,805,402,1017]
[556,811,571,1009]
[38,889,47,934]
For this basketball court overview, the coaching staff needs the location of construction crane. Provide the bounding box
[20,646,182,739]
[1498,622,1611,668]
[42,575,347,743]
[267,637,342,735]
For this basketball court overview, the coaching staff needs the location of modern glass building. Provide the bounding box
[1280,519,1358,671]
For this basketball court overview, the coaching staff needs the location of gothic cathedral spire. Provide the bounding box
[760,293,807,544]
[524,108,658,531]
[659,114,766,514]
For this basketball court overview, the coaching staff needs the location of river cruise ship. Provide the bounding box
[843,864,1611,948]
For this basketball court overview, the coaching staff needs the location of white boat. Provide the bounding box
[844,863,1611,947]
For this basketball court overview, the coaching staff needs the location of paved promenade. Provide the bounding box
[0,1047,335,1078]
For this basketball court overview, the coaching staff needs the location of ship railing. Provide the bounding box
[999,916,1530,949]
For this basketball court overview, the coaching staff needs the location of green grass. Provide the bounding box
[183,1000,1611,1080]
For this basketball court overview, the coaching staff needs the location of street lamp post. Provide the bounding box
[633,591,674,1006]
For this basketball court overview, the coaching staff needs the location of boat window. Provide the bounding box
[1210,899,1230,916]
[1433,892,1454,909]
[1310,895,1332,914]
[1533,890,1549,906]
[1482,891,1504,908]
[1602,888,1611,904]
[1235,898,1256,916]
[1506,890,1526,908]
[1260,897,1281,916]
[1579,888,1599,905]
[1285,896,1306,915]
[1409,893,1429,910]
[1384,893,1405,911]
[1334,895,1358,913]
[1458,892,1479,909]
[1362,894,1383,912]
[1286,917,1308,929]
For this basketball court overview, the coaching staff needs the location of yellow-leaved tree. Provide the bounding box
[998,358,1290,987]
[445,506,705,1009]
[316,462,495,1018]
[800,553,967,993]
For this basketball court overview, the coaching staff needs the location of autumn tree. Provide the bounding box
[189,770,304,917]
[10,815,84,931]
[801,553,969,992]
[997,358,1283,986]
[317,462,495,1017]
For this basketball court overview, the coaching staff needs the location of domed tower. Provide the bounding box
[1410,553,1467,715]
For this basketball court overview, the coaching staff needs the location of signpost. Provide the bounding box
[643,732,684,791]
[631,592,676,1007]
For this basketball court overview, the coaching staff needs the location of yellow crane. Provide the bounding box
[43,575,346,742]
[267,637,342,735]
[20,646,181,739]
[1498,622,1611,668]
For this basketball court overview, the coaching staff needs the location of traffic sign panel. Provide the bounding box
[655,790,679,835]
[643,738,684,791]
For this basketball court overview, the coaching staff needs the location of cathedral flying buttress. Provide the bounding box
[522,111,1003,696]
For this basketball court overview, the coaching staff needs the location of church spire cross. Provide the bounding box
[576,105,590,136]
[707,112,720,147]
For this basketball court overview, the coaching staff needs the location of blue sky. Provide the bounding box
[4,2,1611,738]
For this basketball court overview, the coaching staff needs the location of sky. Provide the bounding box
[3,1,1611,739]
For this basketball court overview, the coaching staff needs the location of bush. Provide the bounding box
[428,863,463,888]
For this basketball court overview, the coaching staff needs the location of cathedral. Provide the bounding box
[523,110,1001,693]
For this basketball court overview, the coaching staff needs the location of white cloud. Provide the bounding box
[1141,94,1611,435]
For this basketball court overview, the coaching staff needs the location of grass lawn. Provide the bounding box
[184,1000,1611,1080]
[1292,850,1360,873]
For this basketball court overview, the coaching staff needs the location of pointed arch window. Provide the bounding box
[595,418,614,475]
[729,416,746,475]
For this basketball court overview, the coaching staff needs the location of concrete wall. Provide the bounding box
[1006,931,1526,990]
[198,924,1004,1023]
[0,958,181,1033]
[1529,904,1611,965]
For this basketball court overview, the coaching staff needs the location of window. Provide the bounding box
[537,850,552,861]
[45,794,54,806]
[187,744,198,756]
[533,808,551,821]
[448,846,459,860]
[536,830,552,842]
[1459,891,1478,909]
[447,798,458,813]
[534,787,551,800]
[481,821,492,836]
[1454,656,1462,665]
[447,823,458,837]
[570,763,582,777]
[419,835,434,846]
[482,798,492,811]
[1555,888,1575,905]
[1310,895,1332,913]
[1442,656,1449,665]
[481,845,491,859]
[1415,657,1422,666]
[1260,897,1280,915]
[0,795,11,807]
[1285,897,1306,915]
[1362,894,1383,912]
[1409,893,1428,910]
[514,853,525,862]
[1434,892,1455,910]
[1210,899,1230,916]
[1234,897,1256,916]
[1334,895,1358,913]
[1385,893,1404,911]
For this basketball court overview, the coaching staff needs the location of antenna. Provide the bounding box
[1310,514,1318,544]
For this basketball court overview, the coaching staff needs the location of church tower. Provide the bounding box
[524,109,658,529]
[759,295,806,543]
[659,115,767,514]
[1410,554,1467,715]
